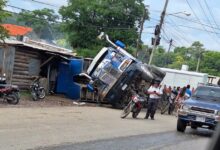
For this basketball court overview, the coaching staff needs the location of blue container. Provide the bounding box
[56,62,69,93]
[66,59,84,100]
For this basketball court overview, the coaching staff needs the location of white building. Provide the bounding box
[160,67,208,89]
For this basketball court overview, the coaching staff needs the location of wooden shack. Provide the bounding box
[0,39,77,90]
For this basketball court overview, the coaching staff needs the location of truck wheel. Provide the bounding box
[150,65,166,81]
[191,125,197,129]
[177,119,186,132]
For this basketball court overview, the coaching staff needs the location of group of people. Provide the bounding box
[145,81,194,120]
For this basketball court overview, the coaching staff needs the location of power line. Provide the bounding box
[185,0,220,44]
[173,24,220,34]
[4,7,140,31]
[170,14,220,31]
[197,0,220,40]
[204,0,220,30]
[164,26,187,46]
[166,17,192,44]
[22,0,60,8]
[162,27,185,46]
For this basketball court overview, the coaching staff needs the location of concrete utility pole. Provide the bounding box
[166,38,173,65]
[196,51,202,72]
[148,0,169,65]
[136,7,147,57]
[167,39,173,53]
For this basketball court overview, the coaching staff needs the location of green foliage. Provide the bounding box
[17,8,59,40]
[200,51,220,76]
[59,0,148,56]
[151,41,220,76]
[76,45,103,58]
[0,0,9,40]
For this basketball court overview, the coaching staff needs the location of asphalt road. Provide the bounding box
[34,129,212,150]
[0,106,213,150]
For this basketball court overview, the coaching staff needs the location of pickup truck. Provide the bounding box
[177,85,220,132]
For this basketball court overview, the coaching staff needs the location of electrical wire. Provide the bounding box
[166,17,192,45]
[196,0,220,40]
[185,0,220,44]
[4,7,139,31]
[22,0,60,8]
[204,0,220,30]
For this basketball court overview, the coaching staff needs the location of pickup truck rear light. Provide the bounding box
[178,109,187,116]
[215,116,220,121]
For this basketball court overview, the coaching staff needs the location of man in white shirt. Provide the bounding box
[145,82,162,120]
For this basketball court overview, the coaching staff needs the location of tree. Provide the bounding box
[0,0,9,40]
[17,8,59,41]
[200,51,220,76]
[59,0,148,56]
[190,41,205,72]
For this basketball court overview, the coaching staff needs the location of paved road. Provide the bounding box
[0,106,213,150]
[34,129,212,150]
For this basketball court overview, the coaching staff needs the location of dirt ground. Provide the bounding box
[0,93,101,108]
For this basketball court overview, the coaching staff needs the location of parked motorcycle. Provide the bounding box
[121,91,145,119]
[0,75,20,105]
[30,77,46,101]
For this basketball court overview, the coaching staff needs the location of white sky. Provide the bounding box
[6,0,220,51]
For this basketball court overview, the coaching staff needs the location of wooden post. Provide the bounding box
[47,64,51,94]
[40,56,54,67]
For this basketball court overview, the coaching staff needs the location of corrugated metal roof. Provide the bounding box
[0,39,77,57]
[1,24,32,36]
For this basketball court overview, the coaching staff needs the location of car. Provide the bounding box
[177,85,220,132]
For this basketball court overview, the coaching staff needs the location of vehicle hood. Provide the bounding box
[184,97,220,111]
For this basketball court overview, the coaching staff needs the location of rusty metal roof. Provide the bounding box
[0,39,78,57]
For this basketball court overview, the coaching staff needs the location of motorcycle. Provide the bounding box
[121,91,145,119]
[0,75,20,105]
[160,90,178,115]
[30,77,46,101]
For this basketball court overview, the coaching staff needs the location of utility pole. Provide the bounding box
[136,7,147,57]
[167,39,173,53]
[166,38,172,65]
[196,51,202,72]
[148,0,169,65]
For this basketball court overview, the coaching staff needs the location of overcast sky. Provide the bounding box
[6,0,220,51]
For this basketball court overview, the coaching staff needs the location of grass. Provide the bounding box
[20,91,31,97]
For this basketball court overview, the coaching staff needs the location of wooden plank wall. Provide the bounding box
[12,47,41,89]
[0,46,15,83]
[0,47,3,74]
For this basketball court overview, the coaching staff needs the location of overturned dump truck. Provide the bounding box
[74,33,165,108]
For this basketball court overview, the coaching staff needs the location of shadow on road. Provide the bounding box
[185,128,214,137]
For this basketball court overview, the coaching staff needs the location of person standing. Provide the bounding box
[145,81,162,120]
[186,84,192,97]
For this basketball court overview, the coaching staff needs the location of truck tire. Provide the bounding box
[177,119,186,132]
[191,125,197,129]
[149,65,166,82]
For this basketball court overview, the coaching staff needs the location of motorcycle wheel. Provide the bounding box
[31,91,38,101]
[132,109,141,118]
[6,93,19,105]
[15,92,20,100]
[38,88,46,99]
[168,104,175,115]
[121,101,132,119]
